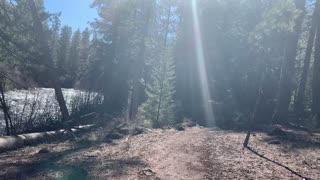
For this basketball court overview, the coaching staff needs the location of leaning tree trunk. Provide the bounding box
[243,82,264,147]
[273,0,306,124]
[295,0,319,117]
[28,0,70,122]
[243,55,266,147]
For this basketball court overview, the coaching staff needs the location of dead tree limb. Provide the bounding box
[246,146,309,179]
[243,72,265,147]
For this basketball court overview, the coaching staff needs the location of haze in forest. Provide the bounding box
[0,0,320,179]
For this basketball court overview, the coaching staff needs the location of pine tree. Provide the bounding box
[57,25,72,83]
[128,0,154,121]
[141,3,176,128]
[273,0,306,123]
[142,51,176,128]
[68,29,81,86]
[92,0,135,114]
[79,28,91,80]
[49,15,61,64]
[295,0,319,117]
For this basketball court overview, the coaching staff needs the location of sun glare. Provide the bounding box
[191,0,215,127]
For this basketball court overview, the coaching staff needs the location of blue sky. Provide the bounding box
[44,0,98,31]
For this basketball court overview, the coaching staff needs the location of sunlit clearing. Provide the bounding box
[191,0,215,127]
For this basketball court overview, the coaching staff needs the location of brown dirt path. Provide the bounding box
[0,126,319,179]
[126,127,209,180]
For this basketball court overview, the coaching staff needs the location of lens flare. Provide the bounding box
[191,0,215,126]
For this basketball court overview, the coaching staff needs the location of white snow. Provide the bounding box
[0,88,101,132]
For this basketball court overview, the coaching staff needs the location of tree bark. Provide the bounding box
[295,0,319,117]
[0,81,10,136]
[273,0,306,124]
[0,80,15,135]
[28,0,70,122]
[312,5,320,127]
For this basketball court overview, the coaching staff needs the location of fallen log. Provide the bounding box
[0,124,95,153]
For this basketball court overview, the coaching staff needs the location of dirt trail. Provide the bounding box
[0,126,319,179]
[126,127,208,179]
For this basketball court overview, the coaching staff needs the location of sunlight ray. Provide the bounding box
[191,0,215,126]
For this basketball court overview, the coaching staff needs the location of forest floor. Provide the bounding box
[0,124,319,179]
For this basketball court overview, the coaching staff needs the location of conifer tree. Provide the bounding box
[68,29,81,86]
[141,3,176,128]
[57,25,72,82]
[49,15,61,64]
[79,28,91,80]
[142,51,176,128]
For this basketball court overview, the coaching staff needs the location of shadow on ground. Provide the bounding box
[0,131,147,180]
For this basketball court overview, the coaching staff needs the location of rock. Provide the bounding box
[117,128,130,136]
[104,138,113,143]
[269,127,287,137]
[268,140,281,145]
[115,123,128,129]
[139,169,156,176]
[181,122,197,127]
[131,128,144,136]
[105,132,123,140]
[174,124,185,131]
[38,148,50,154]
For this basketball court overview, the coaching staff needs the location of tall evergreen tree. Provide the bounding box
[128,0,154,121]
[140,2,177,127]
[273,0,306,123]
[92,0,136,115]
[68,29,81,86]
[49,15,61,64]
[57,25,72,84]
[142,51,176,128]
[295,0,319,117]
[28,0,70,122]
[79,28,91,81]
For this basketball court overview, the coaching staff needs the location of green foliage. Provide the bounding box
[2,0,320,129]
[249,0,300,50]
[68,29,81,85]
[57,26,72,79]
[79,28,91,80]
[143,119,153,128]
[141,50,176,128]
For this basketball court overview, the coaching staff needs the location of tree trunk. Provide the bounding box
[295,0,319,117]
[273,0,306,124]
[129,0,153,121]
[52,78,70,122]
[155,5,172,126]
[0,81,10,136]
[28,0,70,122]
[312,6,320,127]
[102,8,119,114]
[244,70,265,147]
[0,80,15,135]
